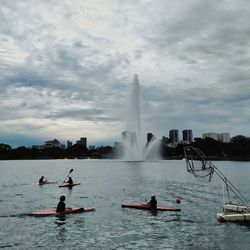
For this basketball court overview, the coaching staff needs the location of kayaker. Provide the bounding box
[147,195,157,209]
[66,177,73,185]
[39,176,44,184]
[56,195,66,213]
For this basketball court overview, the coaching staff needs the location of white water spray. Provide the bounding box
[122,75,161,161]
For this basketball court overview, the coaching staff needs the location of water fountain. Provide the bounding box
[122,75,161,161]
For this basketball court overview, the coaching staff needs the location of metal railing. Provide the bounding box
[184,146,248,207]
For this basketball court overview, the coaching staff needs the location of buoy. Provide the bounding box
[176,198,181,204]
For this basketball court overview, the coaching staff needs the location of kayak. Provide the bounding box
[39,181,57,185]
[121,203,181,212]
[30,207,95,216]
[58,183,81,188]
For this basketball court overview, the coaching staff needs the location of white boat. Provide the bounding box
[217,212,250,222]
[223,203,250,213]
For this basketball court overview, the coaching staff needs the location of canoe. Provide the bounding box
[58,183,81,188]
[39,181,57,185]
[217,212,250,222]
[223,203,250,213]
[30,207,95,216]
[121,203,181,212]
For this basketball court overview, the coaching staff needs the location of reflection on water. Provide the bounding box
[0,159,250,249]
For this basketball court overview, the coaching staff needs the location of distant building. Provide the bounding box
[182,130,193,143]
[89,145,96,150]
[44,139,65,149]
[147,133,154,144]
[203,132,231,143]
[122,130,137,147]
[161,136,169,145]
[32,145,44,150]
[203,133,219,141]
[219,133,231,143]
[169,129,179,143]
[76,137,87,147]
[67,140,73,149]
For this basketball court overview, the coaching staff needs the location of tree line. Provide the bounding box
[1,135,250,160]
[0,143,112,160]
[161,135,250,160]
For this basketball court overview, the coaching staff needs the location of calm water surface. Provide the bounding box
[1,159,250,249]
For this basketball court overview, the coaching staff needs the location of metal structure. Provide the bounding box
[183,146,249,207]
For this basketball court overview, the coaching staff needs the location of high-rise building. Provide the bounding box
[203,132,231,143]
[169,129,179,143]
[76,137,87,147]
[67,140,73,149]
[182,129,193,142]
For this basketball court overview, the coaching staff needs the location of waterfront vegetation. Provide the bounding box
[1,135,250,160]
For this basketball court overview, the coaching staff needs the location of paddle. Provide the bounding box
[61,169,73,185]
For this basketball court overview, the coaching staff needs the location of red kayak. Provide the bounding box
[39,181,57,185]
[58,183,81,188]
[30,207,95,216]
[121,203,181,212]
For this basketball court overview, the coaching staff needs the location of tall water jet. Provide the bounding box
[122,74,162,161]
[123,74,144,160]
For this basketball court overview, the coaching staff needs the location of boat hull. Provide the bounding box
[217,212,250,222]
[121,203,181,212]
[58,183,81,188]
[224,203,250,213]
[39,181,57,185]
[30,207,95,216]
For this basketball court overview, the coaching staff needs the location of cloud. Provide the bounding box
[0,0,250,147]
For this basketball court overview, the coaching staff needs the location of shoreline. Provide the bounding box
[1,157,250,161]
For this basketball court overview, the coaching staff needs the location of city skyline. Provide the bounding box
[1,1,250,148]
[1,128,236,148]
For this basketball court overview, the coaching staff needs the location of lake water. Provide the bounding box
[1,159,250,249]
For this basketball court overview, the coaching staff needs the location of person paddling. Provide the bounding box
[56,195,66,213]
[147,195,157,209]
[39,176,45,184]
[66,177,73,185]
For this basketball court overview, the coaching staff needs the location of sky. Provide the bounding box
[0,0,250,148]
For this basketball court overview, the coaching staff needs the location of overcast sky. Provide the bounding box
[0,0,250,147]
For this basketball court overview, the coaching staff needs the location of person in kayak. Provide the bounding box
[56,195,66,213]
[39,176,45,184]
[147,195,157,209]
[66,177,73,185]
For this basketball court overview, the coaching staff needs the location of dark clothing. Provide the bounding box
[148,198,157,209]
[39,177,44,184]
[67,177,73,185]
[56,201,65,213]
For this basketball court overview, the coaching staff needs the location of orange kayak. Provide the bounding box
[30,207,95,216]
[121,203,181,211]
